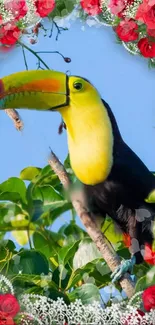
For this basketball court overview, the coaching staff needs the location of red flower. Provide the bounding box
[144,243,155,264]
[138,37,155,57]
[122,309,145,325]
[123,233,131,247]
[0,311,16,325]
[123,235,155,265]
[147,28,155,37]
[109,0,134,17]
[0,24,21,45]
[136,0,155,29]
[80,0,102,16]
[0,294,20,318]
[142,285,155,311]
[4,0,28,21]
[115,19,139,42]
[35,0,55,17]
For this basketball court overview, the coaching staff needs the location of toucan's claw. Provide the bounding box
[111,256,136,283]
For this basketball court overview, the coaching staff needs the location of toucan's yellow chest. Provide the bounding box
[60,98,114,185]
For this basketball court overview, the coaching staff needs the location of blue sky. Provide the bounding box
[0,18,155,185]
[0,16,155,302]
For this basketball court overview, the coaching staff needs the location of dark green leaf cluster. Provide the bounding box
[0,156,154,304]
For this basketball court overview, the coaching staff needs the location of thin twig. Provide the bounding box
[36,50,66,61]
[49,21,54,38]
[5,109,23,131]
[48,150,135,299]
[22,45,28,70]
[17,41,50,70]
[36,59,45,70]
[53,21,62,40]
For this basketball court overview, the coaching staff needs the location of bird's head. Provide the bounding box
[0,70,102,119]
[0,69,114,184]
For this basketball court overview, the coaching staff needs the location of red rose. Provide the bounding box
[0,24,21,45]
[4,0,28,21]
[35,0,55,17]
[147,28,155,37]
[115,19,139,42]
[0,294,20,318]
[0,311,16,325]
[136,0,155,29]
[122,309,145,325]
[138,37,155,57]
[109,0,134,17]
[142,285,155,311]
[80,0,102,16]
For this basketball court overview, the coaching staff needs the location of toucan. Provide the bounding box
[0,70,155,282]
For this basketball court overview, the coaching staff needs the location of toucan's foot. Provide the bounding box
[111,256,136,283]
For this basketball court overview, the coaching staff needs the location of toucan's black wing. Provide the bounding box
[101,98,155,202]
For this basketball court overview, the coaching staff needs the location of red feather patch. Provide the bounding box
[0,79,4,95]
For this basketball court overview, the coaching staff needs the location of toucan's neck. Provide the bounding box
[60,99,114,185]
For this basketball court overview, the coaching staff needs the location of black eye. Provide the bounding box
[73,82,83,90]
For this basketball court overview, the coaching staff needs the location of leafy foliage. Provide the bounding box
[0,158,154,304]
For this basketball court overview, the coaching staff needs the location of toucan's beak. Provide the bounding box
[0,70,69,111]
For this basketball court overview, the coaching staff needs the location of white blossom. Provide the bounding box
[0,275,155,325]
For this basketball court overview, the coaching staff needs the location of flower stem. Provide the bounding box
[36,50,65,60]
[22,45,28,70]
[17,40,50,70]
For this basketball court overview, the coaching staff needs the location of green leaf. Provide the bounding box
[68,283,101,304]
[41,201,72,226]
[47,287,70,304]
[31,185,71,223]
[66,260,110,290]
[11,230,34,246]
[48,0,75,19]
[117,247,131,260]
[20,167,41,181]
[135,266,155,292]
[0,203,29,232]
[0,178,27,204]
[58,241,80,266]
[0,240,16,273]
[73,239,102,270]
[12,250,49,275]
[64,222,86,238]
[33,231,62,259]
[33,165,60,187]
[33,185,62,203]
[102,219,123,244]
[52,264,72,290]
[11,273,58,291]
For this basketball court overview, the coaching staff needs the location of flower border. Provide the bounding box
[0,275,155,324]
[0,0,155,68]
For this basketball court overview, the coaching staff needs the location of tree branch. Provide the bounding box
[5,109,23,131]
[48,150,135,299]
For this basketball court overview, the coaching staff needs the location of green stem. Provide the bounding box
[17,41,50,70]
[71,208,76,222]
[22,45,28,70]
[27,223,33,249]
[36,50,65,60]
